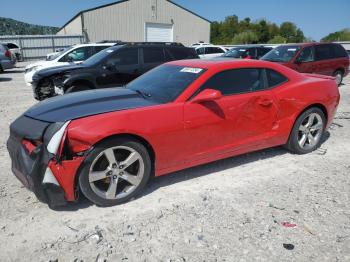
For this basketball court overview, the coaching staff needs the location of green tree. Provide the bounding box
[321,28,350,41]
[268,35,287,44]
[232,31,258,44]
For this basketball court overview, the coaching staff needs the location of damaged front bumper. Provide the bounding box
[7,116,85,208]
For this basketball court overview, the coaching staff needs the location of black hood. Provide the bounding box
[35,64,87,78]
[25,88,159,122]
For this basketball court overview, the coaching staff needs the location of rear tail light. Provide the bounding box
[5,50,11,58]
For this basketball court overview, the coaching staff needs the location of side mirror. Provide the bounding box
[191,89,222,103]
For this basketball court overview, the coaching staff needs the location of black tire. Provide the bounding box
[65,84,91,94]
[0,65,3,73]
[286,107,326,154]
[78,137,151,207]
[333,70,343,86]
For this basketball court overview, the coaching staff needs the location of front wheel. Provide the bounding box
[78,138,151,206]
[286,108,326,154]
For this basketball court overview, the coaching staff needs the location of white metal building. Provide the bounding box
[57,0,211,46]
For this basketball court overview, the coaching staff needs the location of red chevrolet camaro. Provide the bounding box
[7,59,339,208]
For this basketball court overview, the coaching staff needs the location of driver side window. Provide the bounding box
[199,68,265,96]
[60,47,92,62]
[296,46,315,63]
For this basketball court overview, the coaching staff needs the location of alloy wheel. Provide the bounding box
[88,146,145,200]
[297,113,323,150]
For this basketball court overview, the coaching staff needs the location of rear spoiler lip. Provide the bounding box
[302,73,335,81]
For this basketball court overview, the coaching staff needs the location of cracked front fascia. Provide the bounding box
[48,157,85,201]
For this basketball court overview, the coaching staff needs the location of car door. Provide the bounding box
[183,68,279,162]
[96,47,140,88]
[140,47,166,74]
[292,46,316,73]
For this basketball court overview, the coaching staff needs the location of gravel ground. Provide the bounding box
[0,62,349,262]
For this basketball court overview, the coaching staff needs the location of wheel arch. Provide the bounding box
[287,103,328,141]
[73,133,156,198]
[66,79,95,91]
[334,68,345,75]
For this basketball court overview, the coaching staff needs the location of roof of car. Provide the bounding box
[167,58,302,78]
[276,42,342,48]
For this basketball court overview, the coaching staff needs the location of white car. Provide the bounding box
[24,42,116,86]
[194,45,228,59]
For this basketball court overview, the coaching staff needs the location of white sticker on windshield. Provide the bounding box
[287,48,297,51]
[106,50,114,53]
[239,49,247,51]
[180,67,203,74]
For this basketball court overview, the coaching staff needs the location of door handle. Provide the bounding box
[258,99,273,107]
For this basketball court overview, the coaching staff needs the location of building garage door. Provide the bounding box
[145,23,173,42]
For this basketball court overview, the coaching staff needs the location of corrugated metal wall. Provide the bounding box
[57,15,83,36]
[77,0,209,46]
[0,35,85,60]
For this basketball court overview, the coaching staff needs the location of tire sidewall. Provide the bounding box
[288,108,326,154]
[78,138,151,207]
[334,70,343,86]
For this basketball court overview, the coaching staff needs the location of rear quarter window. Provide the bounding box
[331,44,347,58]
[266,69,288,88]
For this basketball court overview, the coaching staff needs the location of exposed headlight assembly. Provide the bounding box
[43,121,70,155]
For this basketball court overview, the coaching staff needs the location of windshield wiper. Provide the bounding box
[134,89,152,99]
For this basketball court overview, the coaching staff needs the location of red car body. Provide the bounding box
[8,59,340,206]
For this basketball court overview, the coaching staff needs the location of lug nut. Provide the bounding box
[112,163,117,169]
[119,165,124,169]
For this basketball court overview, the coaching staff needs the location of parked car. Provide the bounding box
[0,43,16,72]
[194,45,228,59]
[5,42,22,61]
[24,42,118,86]
[261,43,350,85]
[7,59,339,208]
[31,42,199,100]
[221,45,272,60]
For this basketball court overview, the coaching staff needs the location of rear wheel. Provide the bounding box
[79,138,151,206]
[286,108,326,154]
[65,84,91,94]
[333,70,343,86]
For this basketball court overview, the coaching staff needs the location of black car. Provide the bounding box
[221,45,272,60]
[32,42,199,100]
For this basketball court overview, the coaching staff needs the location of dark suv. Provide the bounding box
[221,45,272,60]
[261,42,350,85]
[31,42,199,100]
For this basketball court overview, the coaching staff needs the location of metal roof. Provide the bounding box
[59,0,211,32]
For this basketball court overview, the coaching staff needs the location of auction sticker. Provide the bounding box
[180,67,203,74]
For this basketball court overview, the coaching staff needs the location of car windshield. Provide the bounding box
[261,45,301,62]
[222,48,247,58]
[82,46,123,66]
[47,46,74,61]
[127,65,205,103]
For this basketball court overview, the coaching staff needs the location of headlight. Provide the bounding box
[43,121,70,155]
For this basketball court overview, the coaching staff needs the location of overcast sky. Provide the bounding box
[1,0,349,40]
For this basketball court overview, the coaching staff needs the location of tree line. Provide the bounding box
[210,15,308,45]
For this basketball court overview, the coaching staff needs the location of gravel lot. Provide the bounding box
[0,62,349,262]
